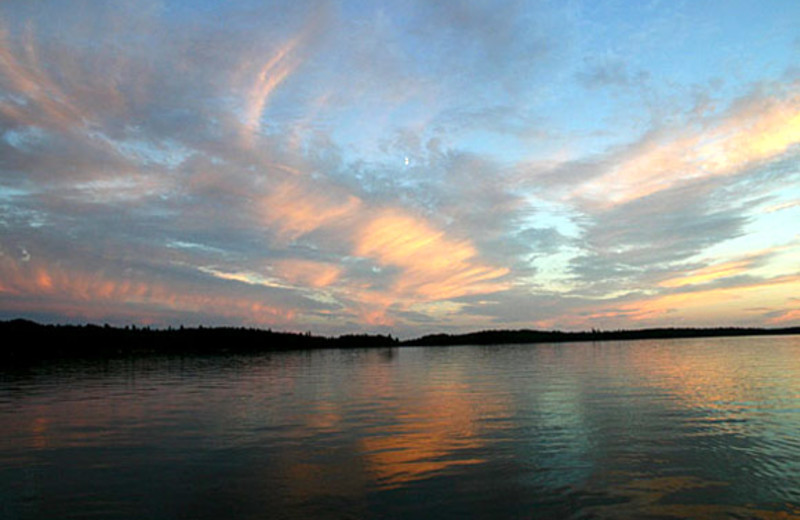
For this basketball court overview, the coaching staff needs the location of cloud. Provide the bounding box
[0,255,297,326]
[0,25,85,129]
[657,248,780,289]
[767,308,800,325]
[571,87,800,205]
[272,259,342,288]
[238,7,332,147]
[355,208,509,301]
[507,83,800,306]
[242,35,305,141]
[562,180,753,297]
[454,270,800,333]
[258,179,362,241]
[589,275,800,328]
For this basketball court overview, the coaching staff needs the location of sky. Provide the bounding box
[0,0,799,337]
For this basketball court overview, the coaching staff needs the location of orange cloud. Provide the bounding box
[255,178,512,326]
[272,259,342,288]
[583,275,800,328]
[355,209,509,301]
[574,92,800,205]
[760,200,800,214]
[238,11,327,147]
[658,246,791,290]
[241,35,304,146]
[765,294,800,325]
[0,256,295,325]
[0,25,84,129]
[0,21,132,132]
[769,308,800,324]
[261,200,512,325]
[659,259,752,288]
[259,180,362,240]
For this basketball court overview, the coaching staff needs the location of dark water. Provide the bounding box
[2,336,800,519]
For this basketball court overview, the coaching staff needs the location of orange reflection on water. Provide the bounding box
[29,416,51,451]
[357,380,511,489]
[582,475,800,520]
[622,337,800,445]
[628,344,752,415]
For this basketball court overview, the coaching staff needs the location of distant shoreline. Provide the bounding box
[3,318,799,361]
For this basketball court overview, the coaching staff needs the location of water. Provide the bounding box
[2,336,800,519]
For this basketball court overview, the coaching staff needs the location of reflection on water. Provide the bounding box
[360,379,511,489]
[2,337,800,519]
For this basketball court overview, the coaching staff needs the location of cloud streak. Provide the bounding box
[0,256,295,326]
[355,209,509,301]
[572,89,800,206]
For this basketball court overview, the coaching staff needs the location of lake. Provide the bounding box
[2,335,800,519]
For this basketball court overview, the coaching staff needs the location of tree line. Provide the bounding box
[2,318,798,361]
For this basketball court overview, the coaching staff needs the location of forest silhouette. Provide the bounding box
[3,319,799,362]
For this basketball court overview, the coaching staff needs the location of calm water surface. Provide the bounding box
[2,336,800,519]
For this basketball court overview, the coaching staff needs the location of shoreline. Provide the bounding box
[3,318,799,361]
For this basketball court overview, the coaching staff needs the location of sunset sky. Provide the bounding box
[1,1,799,336]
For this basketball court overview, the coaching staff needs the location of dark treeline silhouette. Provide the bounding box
[2,319,799,361]
[0,319,398,360]
[403,326,800,346]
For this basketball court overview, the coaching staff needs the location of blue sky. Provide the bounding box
[1,0,799,336]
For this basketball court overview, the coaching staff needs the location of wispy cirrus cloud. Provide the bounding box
[0,255,297,326]
[354,209,509,301]
[571,87,800,206]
